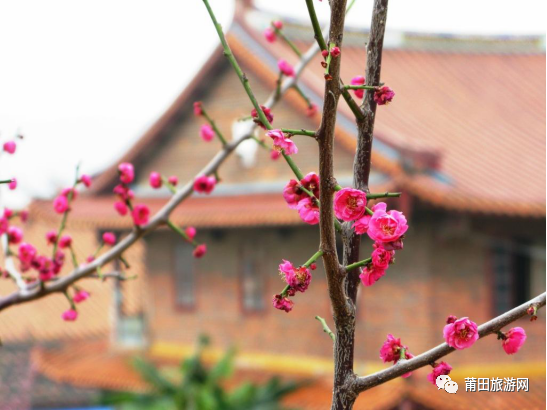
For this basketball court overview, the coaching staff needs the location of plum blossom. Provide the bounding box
[73,290,90,303]
[283,173,319,209]
[374,86,395,105]
[46,230,58,245]
[267,129,298,156]
[53,195,69,214]
[62,309,78,321]
[251,105,273,129]
[149,172,162,189]
[58,235,72,249]
[427,362,453,385]
[168,175,178,186]
[114,201,128,216]
[333,188,367,221]
[8,179,17,190]
[113,184,134,201]
[297,197,319,225]
[351,76,365,99]
[102,232,116,245]
[7,226,23,245]
[371,243,394,270]
[367,202,408,246]
[193,101,203,116]
[270,150,281,160]
[272,20,283,29]
[330,46,340,57]
[193,244,207,258]
[501,327,527,355]
[80,174,92,187]
[3,141,16,154]
[380,334,412,363]
[200,124,215,142]
[278,59,295,77]
[132,204,150,226]
[118,162,135,184]
[185,226,196,241]
[193,175,216,194]
[272,294,293,313]
[443,316,479,350]
[353,214,371,235]
[279,260,312,293]
[264,27,276,42]
[359,265,386,287]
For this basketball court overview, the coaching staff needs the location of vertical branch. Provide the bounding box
[345,0,390,315]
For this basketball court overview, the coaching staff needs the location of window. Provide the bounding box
[241,244,265,312]
[492,240,531,315]
[174,241,195,308]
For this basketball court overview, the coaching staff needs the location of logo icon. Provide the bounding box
[436,375,458,394]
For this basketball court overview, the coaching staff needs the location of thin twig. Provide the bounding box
[316,315,336,341]
[353,292,546,393]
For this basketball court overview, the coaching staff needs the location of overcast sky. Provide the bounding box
[0,0,544,208]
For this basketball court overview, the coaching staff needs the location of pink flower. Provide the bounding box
[86,255,95,263]
[351,75,365,99]
[371,243,394,270]
[380,334,404,363]
[200,124,215,142]
[131,204,150,226]
[502,327,527,355]
[306,103,318,117]
[168,175,178,186]
[80,174,92,187]
[374,86,395,105]
[18,242,37,264]
[3,141,16,154]
[0,217,7,236]
[359,265,386,287]
[113,184,134,201]
[321,50,329,58]
[367,202,408,245]
[267,129,298,156]
[193,101,203,116]
[62,309,78,321]
[333,188,367,221]
[193,244,207,258]
[8,178,17,190]
[264,27,276,42]
[3,208,12,218]
[272,20,283,29]
[7,226,23,244]
[114,201,128,216]
[73,290,90,303]
[427,362,453,385]
[102,232,116,245]
[270,150,281,160]
[185,226,196,241]
[193,175,216,194]
[330,46,341,57]
[296,197,319,225]
[118,162,135,184]
[46,230,58,245]
[149,172,162,189]
[353,215,371,235]
[278,59,295,77]
[58,235,72,249]
[443,317,479,350]
[279,260,312,293]
[272,294,293,313]
[61,187,77,200]
[283,173,319,209]
[310,263,317,270]
[53,195,69,214]
[19,210,29,222]
[251,106,273,129]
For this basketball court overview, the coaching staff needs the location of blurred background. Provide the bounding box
[0,0,545,409]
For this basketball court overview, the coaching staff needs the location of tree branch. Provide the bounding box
[0,30,323,313]
[353,292,546,393]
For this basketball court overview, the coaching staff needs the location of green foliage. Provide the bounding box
[101,336,303,410]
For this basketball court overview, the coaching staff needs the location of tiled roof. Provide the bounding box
[33,340,546,409]
[246,17,546,216]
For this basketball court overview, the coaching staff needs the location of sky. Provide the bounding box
[0,0,544,208]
